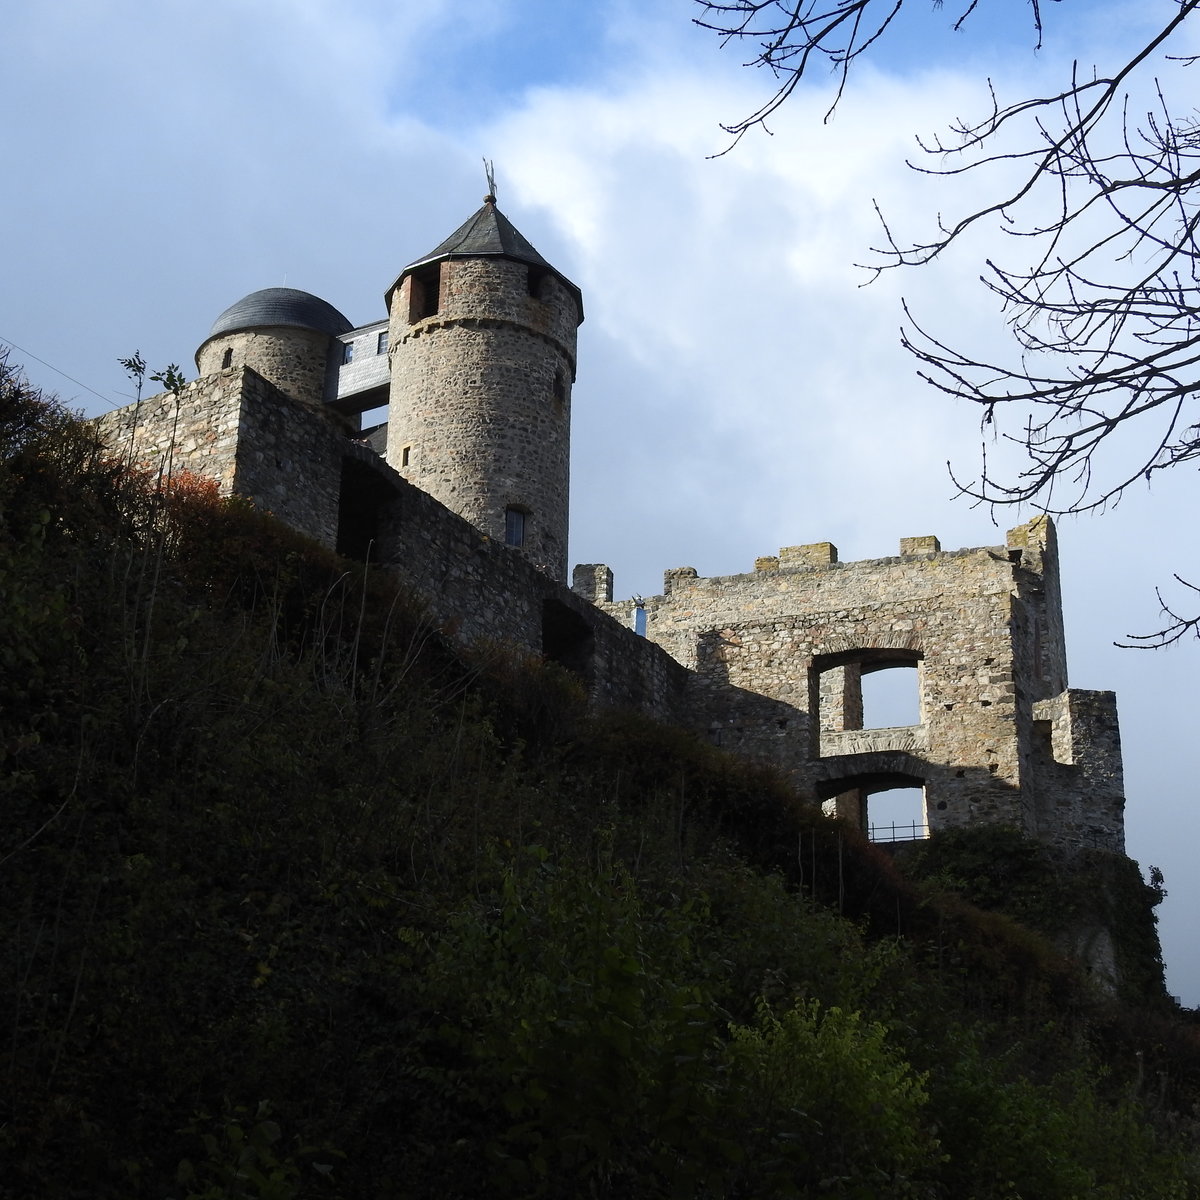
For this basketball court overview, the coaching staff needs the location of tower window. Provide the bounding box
[342,342,355,365]
[220,347,233,369]
[505,507,527,547]
[528,266,549,299]
[553,372,566,408]
[376,330,388,354]
[409,263,441,323]
[400,444,411,468]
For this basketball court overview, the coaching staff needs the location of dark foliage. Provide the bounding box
[3,359,1199,1197]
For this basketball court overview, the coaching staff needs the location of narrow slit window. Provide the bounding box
[220,347,233,369]
[400,444,411,468]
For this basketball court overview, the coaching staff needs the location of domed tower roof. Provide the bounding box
[387,198,583,320]
[207,287,353,338]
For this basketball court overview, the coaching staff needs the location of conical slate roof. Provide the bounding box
[388,198,582,319]
[406,199,556,272]
[208,287,353,339]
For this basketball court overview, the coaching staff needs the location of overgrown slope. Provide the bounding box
[3,355,1198,1199]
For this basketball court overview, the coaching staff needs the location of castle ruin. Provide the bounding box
[96,195,1125,854]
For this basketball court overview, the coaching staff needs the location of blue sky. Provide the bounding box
[4,0,1198,1002]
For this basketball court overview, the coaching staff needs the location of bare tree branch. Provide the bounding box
[697,0,1200,643]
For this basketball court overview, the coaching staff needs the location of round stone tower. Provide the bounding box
[384,196,583,580]
[196,287,353,408]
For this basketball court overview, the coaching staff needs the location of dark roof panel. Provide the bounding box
[391,199,582,321]
[209,287,353,338]
[406,200,555,272]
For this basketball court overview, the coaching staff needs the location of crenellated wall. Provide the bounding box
[579,518,1124,853]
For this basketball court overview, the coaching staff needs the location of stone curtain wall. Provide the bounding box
[231,375,343,547]
[386,257,577,580]
[96,369,346,549]
[95,376,692,728]
[95,371,246,493]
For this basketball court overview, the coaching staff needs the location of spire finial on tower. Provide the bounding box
[483,158,497,204]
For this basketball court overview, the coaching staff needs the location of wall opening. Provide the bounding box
[819,771,927,842]
[813,649,922,737]
[861,662,921,728]
[528,266,550,299]
[336,457,397,562]
[866,785,927,842]
[220,347,233,369]
[542,599,594,679]
[408,263,441,323]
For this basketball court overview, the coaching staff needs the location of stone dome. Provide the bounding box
[208,287,352,339]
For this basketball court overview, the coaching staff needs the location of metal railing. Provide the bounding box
[868,820,929,843]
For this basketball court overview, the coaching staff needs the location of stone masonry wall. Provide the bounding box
[95,375,693,729]
[95,368,346,548]
[579,519,1125,853]
[196,327,336,410]
[95,371,246,492]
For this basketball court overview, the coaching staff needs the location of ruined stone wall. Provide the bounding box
[386,257,578,580]
[1030,690,1125,850]
[579,519,1124,853]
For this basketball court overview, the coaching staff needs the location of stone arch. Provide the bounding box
[814,754,928,842]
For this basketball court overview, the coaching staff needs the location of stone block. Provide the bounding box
[900,535,940,555]
[779,542,838,567]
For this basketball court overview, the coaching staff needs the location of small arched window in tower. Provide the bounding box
[527,266,549,300]
[505,506,528,548]
[220,347,233,369]
[409,263,441,323]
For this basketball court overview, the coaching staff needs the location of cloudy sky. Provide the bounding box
[4,0,1198,1002]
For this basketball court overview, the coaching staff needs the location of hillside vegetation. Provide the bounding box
[3,353,1199,1198]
